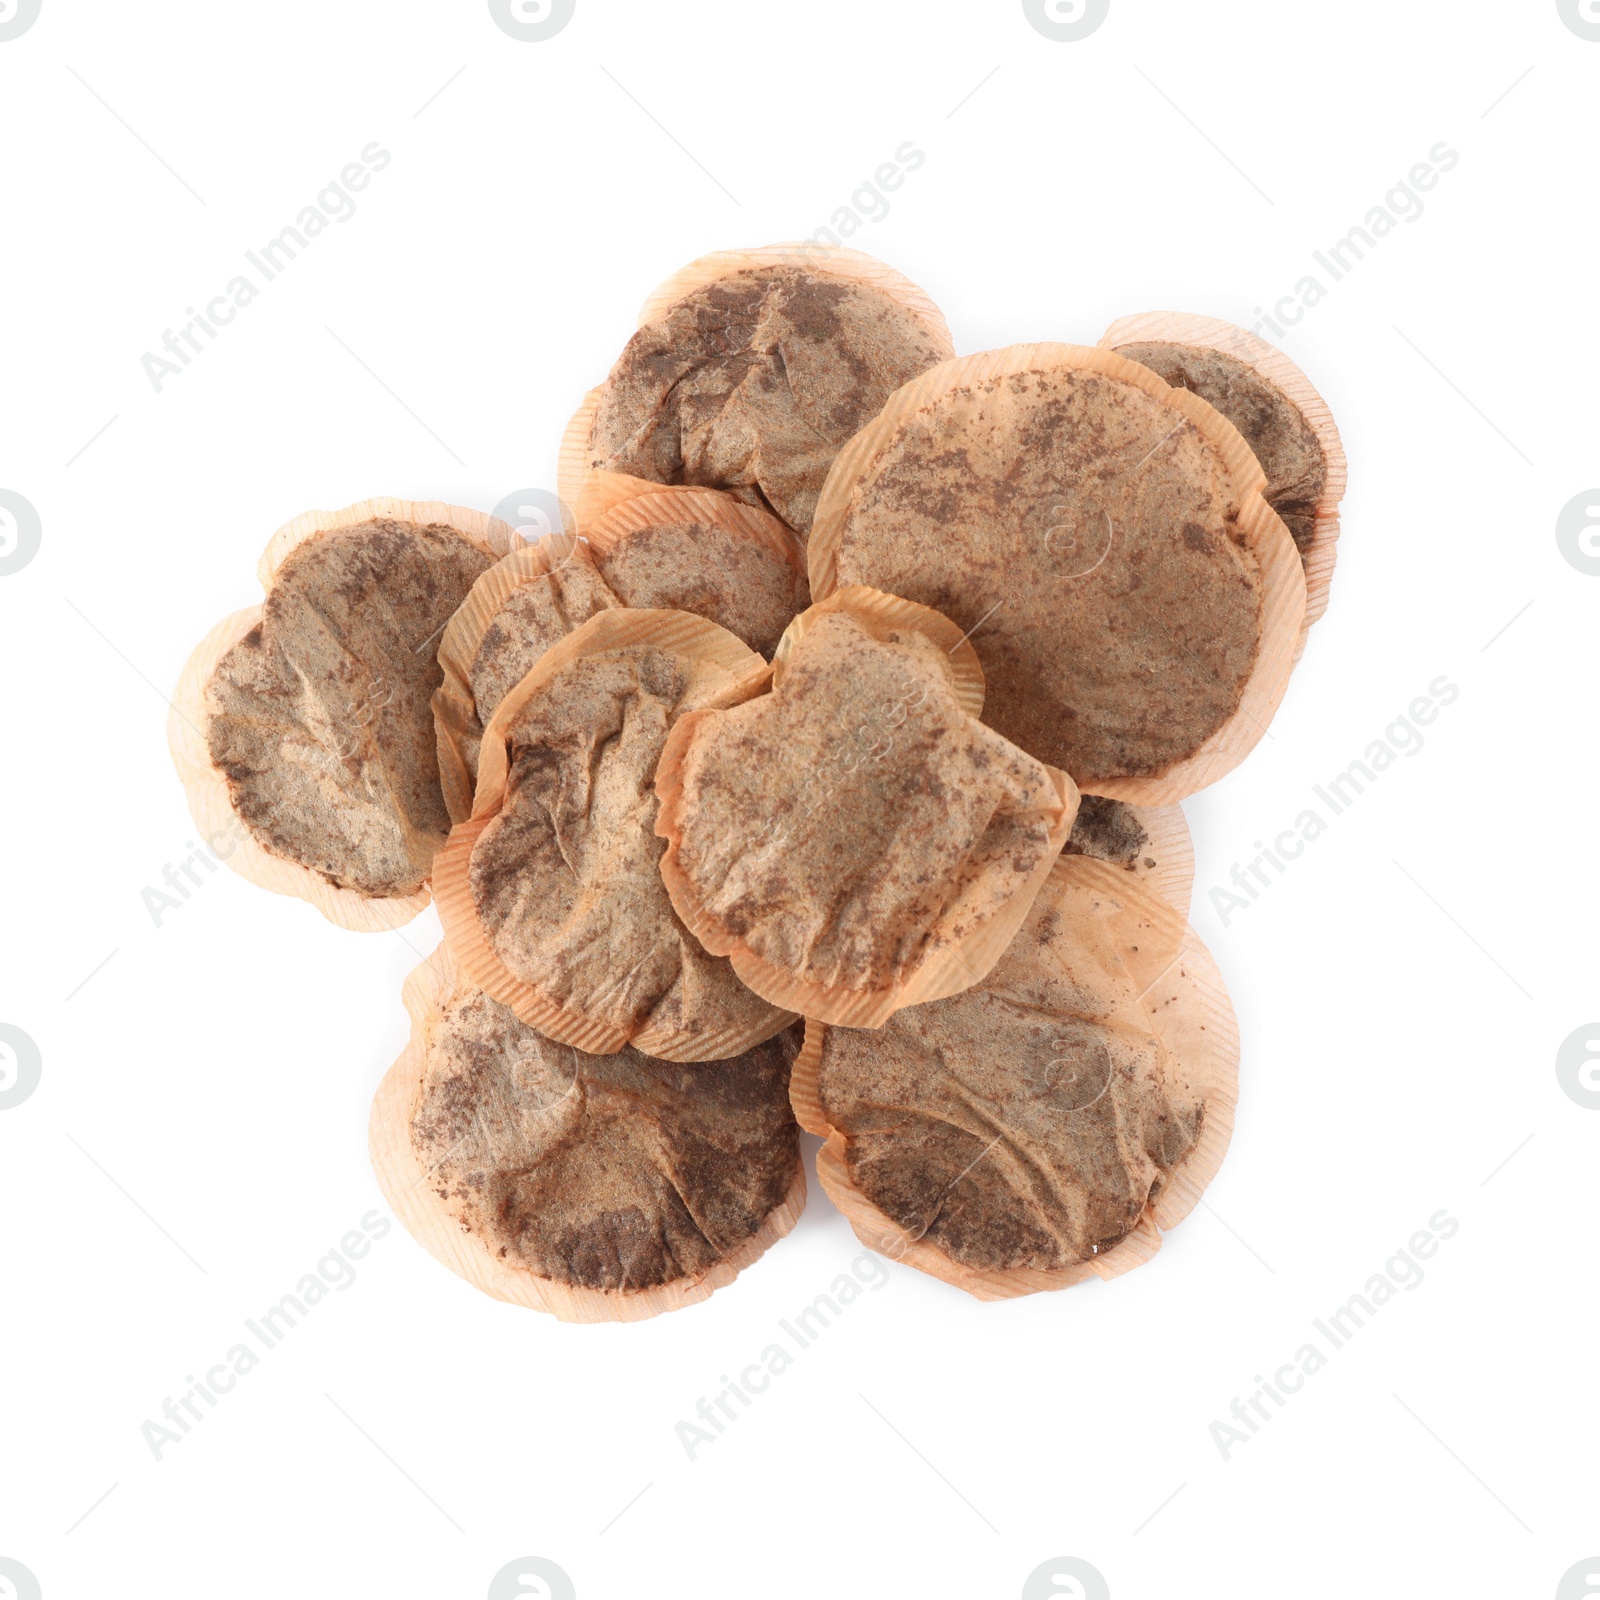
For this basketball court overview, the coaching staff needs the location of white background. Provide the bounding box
[2,2,1596,1597]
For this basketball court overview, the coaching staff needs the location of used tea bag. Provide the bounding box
[170,499,516,930]
[581,477,809,658]
[561,244,955,540]
[654,587,1079,1028]
[431,608,794,1061]
[1104,312,1347,640]
[371,945,804,1322]
[791,855,1238,1298]
[808,344,1307,803]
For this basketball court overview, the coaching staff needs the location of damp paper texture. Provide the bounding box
[814,861,1205,1272]
[440,498,809,818]
[468,550,619,739]
[411,986,798,1290]
[1065,797,1155,872]
[435,540,623,818]
[587,266,951,536]
[464,617,788,1055]
[1114,340,1326,558]
[588,491,808,659]
[205,518,493,896]
[820,361,1268,781]
[656,605,1075,1018]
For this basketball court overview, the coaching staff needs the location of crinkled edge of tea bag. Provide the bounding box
[654,587,1078,1030]
[1100,312,1347,651]
[557,386,607,520]
[169,498,520,932]
[251,496,520,592]
[790,856,1238,1299]
[581,478,808,584]
[807,343,1309,806]
[369,943,807,1323]
[432,532,617,826]
[571,468,671,530]
[432,607,794,1060]
[633,241,956,348]
[558,243,957,525]
[770,584,985,718]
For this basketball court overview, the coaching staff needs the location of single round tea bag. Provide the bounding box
[1103,312,1347,641]
[432,608,794,1061]
[654,586,1080,1028]
[371,945,804,1322]
[809,344,1307,803]
[433,533,623,824]
[581,477,809,659]
[561,244,955,540]
[170,499,518,930]
[791,856,1238,1298]
[1064,797,1194,916]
